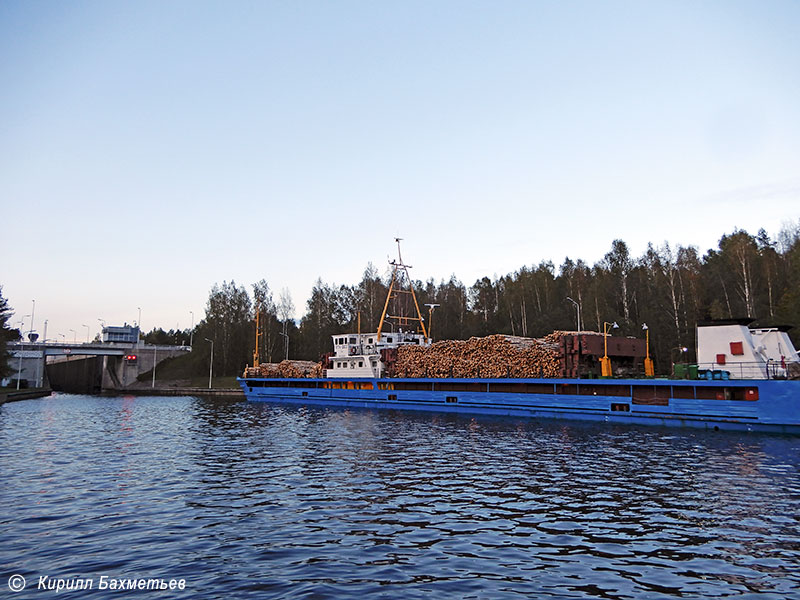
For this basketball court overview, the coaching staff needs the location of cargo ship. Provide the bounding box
[239,242,800,434]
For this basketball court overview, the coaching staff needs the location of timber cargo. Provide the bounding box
[239,242,800,434]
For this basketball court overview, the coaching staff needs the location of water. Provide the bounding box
[2,394,800,599]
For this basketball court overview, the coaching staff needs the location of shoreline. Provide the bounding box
[116,387,243,398]
[1,386,243,403]
[0,388,53,404]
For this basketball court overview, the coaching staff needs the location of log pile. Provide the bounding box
[392,333,567,378]
[789,362,800,380]
[244,360,323,378]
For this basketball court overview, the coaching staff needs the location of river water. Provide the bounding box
[1,393,799,599]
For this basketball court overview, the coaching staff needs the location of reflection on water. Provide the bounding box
[1,394,799,599]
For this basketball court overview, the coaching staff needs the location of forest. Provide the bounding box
[142,223,800,379]
[4,224,797,382]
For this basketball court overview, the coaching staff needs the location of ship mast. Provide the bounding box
[253,310,261,367]
[376,238,429,341]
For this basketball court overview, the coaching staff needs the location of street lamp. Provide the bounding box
[279,330,289,361]
[566,297,582,332]
[69,329,77,343]
[601,321,619,377]
[83,324,90,343]
[137,307,142,347]
[671,346,689,377]
[205,338,214,389]
[189,311,194,347]
[152,344,157,389]
[424,303,440,342]
[642,323,654,377]
[29,299,35,339]
[16,317,28,390]
[18,316,30,339]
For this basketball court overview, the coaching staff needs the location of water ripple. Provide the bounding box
[1,394,799,598]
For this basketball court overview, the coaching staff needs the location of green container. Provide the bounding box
[688,364,699,379]
[674,363,686,379]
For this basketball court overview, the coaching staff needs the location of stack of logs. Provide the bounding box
[391,333,566,378]
[244,360,323,379]
[241,332,606,379]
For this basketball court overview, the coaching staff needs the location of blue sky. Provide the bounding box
[2,1,799,341]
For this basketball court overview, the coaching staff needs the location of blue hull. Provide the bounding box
[238,376,800,434]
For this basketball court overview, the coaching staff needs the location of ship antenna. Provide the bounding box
[395,237,404,266]
[376,239,428,340]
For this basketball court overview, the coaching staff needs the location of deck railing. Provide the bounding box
[695,360,795,380]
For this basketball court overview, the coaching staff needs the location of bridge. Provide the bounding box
[6,341,191,392]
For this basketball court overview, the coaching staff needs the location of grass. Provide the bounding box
[138,352,242,389]
[186,376,240,389]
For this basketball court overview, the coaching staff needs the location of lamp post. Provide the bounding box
[205,338,214,389]
[152,344,157,388]
[29,299,35,339]
[279,330,289,361]
[34,323,43,387]
[424,303,440,342]
[642,323,654,377]
[137,307,142,347]
[601,321,619,377]
[83,324,90,343]
[43,320,48,345]
[189,311,194,348]
[16,317,28,390]
[17,316,29,337]
[69,329,77,344]
[671,346,688,377]
[566,297,582,332]
[16,341,23,389]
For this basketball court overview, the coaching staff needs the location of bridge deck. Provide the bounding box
[8,342,190,357]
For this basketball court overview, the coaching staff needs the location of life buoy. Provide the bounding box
[350,347,357,356]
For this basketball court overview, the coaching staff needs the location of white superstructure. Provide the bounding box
[327,331,429,378]
[696,320,800,379]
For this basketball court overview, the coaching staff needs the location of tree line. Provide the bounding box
[2,223,798,381]
[172,223,800,378]
[0,286,15,380]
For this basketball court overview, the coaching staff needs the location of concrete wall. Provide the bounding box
[47,356,102,393]
[101,346,188,390]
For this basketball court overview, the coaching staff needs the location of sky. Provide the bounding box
[2,0,799,342]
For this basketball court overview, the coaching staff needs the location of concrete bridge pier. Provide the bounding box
[100,346,187,390]
[101,355,138,389]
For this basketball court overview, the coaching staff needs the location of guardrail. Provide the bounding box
[695,360,795,380]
